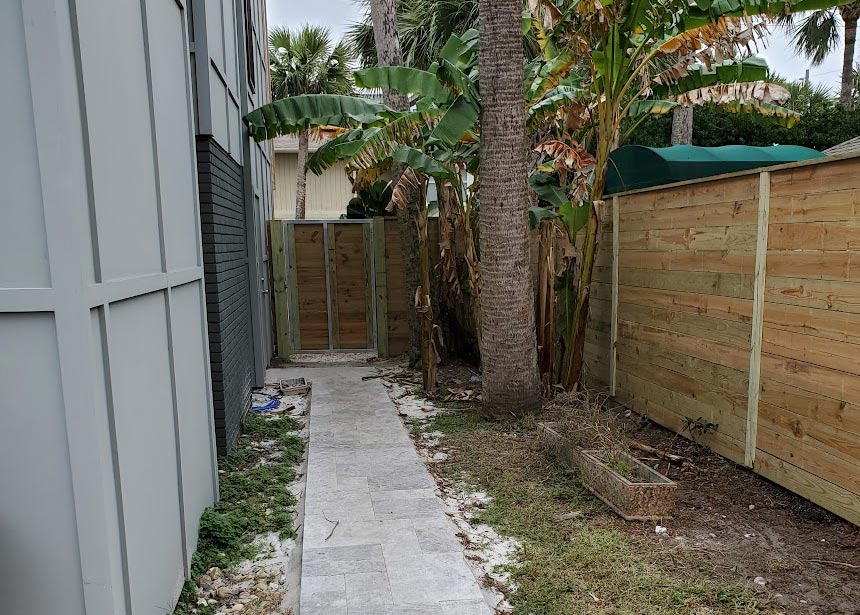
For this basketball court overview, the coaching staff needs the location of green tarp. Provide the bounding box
[605,144,825,194]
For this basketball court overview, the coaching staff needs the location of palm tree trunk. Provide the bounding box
[477,0,541,417]
[671,106,694,145]
[295,129,309,219]
[369,0,422,365]
[840,9,859,107]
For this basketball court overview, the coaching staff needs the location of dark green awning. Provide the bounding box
[605,144,825,194]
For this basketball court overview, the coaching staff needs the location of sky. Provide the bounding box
[266,0,855,94]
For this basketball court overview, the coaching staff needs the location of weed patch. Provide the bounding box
[420,410,761,615]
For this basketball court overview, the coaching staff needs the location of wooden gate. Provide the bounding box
[270,220,377,352]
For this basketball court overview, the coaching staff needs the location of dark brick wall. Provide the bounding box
[196,136,253,455]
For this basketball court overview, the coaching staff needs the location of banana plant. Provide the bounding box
[522,0,854,390]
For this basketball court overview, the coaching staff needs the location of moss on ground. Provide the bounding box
[418,410,762,615]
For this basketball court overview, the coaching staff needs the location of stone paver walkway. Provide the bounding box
[272,366,492,615]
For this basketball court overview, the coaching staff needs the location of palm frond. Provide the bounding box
[788,9,841,65]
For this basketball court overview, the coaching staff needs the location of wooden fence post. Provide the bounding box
[373,218,389,357]
[326,223,340,349]
[285,223,301,353]
[269,221,290,360]
[610,196,620,396]
[363,223,374,348]
[744,171,771,468]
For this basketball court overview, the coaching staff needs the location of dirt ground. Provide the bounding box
[418,363,860,615]
[612,408,860,615]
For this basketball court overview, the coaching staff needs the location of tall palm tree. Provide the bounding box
[269,25,354,218]
[782,4,860,107]
[477,0,541,417]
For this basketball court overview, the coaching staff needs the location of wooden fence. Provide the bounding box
[269,218,438,355]
[269,154,859,524]
[586,153,860,526]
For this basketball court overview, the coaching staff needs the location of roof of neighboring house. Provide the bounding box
[273,134,330,154]
[824,136,860,156]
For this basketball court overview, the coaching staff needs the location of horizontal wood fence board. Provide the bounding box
[758,401,860,466]
[761,325,860,375]
[753,450,860,526]
[618,302,752,346]
[770,157,860,197]
[756,421,860,496]
[616,268,755,298]
[768,189,860,223]
[766,250,858,282]
[768,220,860,251]
[618,286,753,323]
[761,301,860,343]
[615,337,749,395]
[759,378,860,437]
[619,199,758,231]
[763,276,860,313]
[618,225,757,252]
[761,354,860,408]
[617,249,755,274]
[619,321,750,371]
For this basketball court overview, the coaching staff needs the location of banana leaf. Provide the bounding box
[243,94,394,141]
[652,57,770,98]
[528,206,561,229]
[627,99,679,119]
[355,66,450,102]
[430,96,480,145]
[391,146,453,181]
[529,173,569,208]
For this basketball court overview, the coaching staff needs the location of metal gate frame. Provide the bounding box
[282,219,378,353]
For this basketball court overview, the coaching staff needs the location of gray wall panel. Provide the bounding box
[172,283,219,559]
[0,314,86,615]
[77,0,163,282]
[148,0,201,272]
[109,293,185,612]
[0,1,51,288]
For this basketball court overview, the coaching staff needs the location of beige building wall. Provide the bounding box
[273,152,354,219]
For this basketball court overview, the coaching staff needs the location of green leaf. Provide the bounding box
[528,84,585,123]
[522,10,533,35]
[559,200,590,237]
[627,99,679,119]
[430,96,480,145]
[391,146,453,180]
[652,57,771,98]
[528,206,560,229]
[243,95,393,141]
[355,66,449,102]
[529,173,568,208]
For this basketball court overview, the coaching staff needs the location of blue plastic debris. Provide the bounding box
[252,399,279,412]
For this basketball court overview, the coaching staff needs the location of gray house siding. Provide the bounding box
[190,0,274,453]
[1,1,217,614]
[197,136,255,453]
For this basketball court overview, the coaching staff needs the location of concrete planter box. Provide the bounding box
[538,422,677,521]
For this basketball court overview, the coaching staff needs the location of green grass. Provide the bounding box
[419,410,761,615]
